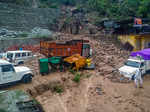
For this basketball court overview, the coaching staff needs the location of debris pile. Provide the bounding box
[26,80,63,97]
[21,33,130,100]
[108,71,132,83]
[88,84,105,96]
[55,33,130,83]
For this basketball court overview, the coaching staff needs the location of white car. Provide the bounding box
[6,50,34,65]
[0,59,33,86]
[119,58,147,78]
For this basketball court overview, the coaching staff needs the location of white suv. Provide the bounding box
[0,59,33,86]
[6,50,34,65]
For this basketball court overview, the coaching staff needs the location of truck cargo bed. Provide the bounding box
[40,40,91,57]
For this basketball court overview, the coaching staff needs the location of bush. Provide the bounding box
[86,74,91,78]
[73,74,81,83]
[38,4,49,8]
[49,3,58,8]
[52,85,64,93]
[15,0,25,5]
[19,32,28,37]
[0,109,7,112]
[69,69,76,75]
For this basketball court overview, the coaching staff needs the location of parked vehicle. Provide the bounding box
[39,40,94,75]
[6,50,34,65]
[39,54,95,75]
[39,57,63,75]
[40,40,92,58]
[0,59,33,86]
[119,48,150,78]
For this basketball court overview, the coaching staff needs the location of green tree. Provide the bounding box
[88,0,110,15]
[119,0,140,16]
[88,0,143,20]
[138,0,150,17]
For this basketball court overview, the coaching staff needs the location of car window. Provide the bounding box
[15,53,21,58]
[1,64,15,72]
[27,52,32,56]
[22,53,26,57]
[7,53,13,59]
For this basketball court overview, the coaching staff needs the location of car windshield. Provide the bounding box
[125,60,140,68]
[7,53,13,59]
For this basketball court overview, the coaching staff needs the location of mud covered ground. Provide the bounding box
[4,33,150,112]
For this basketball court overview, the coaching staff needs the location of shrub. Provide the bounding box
[0,109,7,112]
[86,74,91,78]
[69,69,76,75]
[53,85,64,93]
[19,32,28,37]
[73,74,81,83]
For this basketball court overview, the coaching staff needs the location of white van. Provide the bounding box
[6,50,34,65]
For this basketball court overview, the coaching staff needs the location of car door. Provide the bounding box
[22,52,27,60]
[1,64,16,84]
[15,53,22,64]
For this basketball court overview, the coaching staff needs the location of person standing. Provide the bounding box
[134,68,143,88]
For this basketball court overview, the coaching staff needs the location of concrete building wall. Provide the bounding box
[118,34,150,51]
[118,35,136,51]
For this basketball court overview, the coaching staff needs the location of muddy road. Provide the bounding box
[2,33,150,112]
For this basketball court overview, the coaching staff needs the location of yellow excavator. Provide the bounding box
[64,54,94,71]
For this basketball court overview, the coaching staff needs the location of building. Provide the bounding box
[118,33,150,51]
[114,18,150,51]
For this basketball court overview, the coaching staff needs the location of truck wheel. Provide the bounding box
[22,74,32,83]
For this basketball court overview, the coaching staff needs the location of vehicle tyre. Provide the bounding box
[22,74,32,83]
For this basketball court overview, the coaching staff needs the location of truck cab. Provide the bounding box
[0,59,33,86]
[119,58,146,78]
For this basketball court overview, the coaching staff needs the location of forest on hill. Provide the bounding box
[0,0,149,20]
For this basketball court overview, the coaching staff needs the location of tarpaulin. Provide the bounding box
[130,48,150,60]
